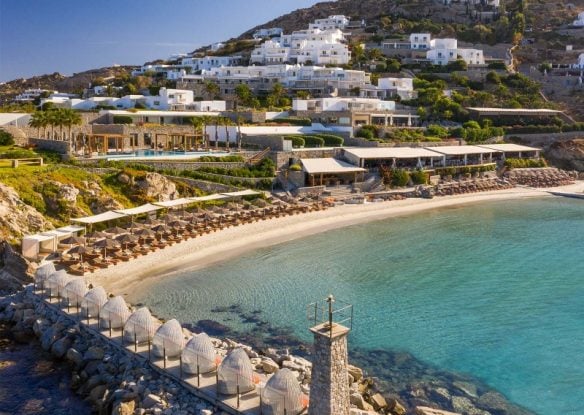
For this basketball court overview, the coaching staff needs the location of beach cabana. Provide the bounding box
[81,286,108,318]
[217,348,256,395]
[154,198,196,209]
[189,194,230,203]
[123,307,160,345]
[22,234,57,260]
[63,278,88,305]
[100,296,130,329]
[45,270,70,298]
[300,158,366,187]
[34,262,56,288]
[182,333,217,375]
[152,319,184,358]
[261,368,305,415]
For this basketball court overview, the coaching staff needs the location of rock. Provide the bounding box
[66,348,84,367]
[477,391,514,414]
[350,392,373,411]
[200,410,213,415]
[416,407,463,415]
[546,139,584,171]
[261,358,279,374]
[89,384,107,402]
[112,400,135,415]
[135,172,179,201]
[51,336,72,358]
[117,173,131,184]
[57,184,80,204]
[0,184,52,244]
[451,396,490,415]
[370,393,388,410]
[387,398,407,415]
[429,387,452,406]
[452,381,478,399]
[348,364,363,382]
[84,346,105,361]
[142,393,163,409]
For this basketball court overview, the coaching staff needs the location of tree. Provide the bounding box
[234,84,254,108]
[296,90,310,99]
[189,117,203,149]
[29,111,49,139]
[201,116,213,150]
[214,117,221,149]
[61,109,82,147]
[204,81,221,99]
[223,117,233,151]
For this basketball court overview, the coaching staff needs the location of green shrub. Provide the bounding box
[356,128,374,140]
[504,158,547,168]
[113,115,133,124]
[0,130,14,146]
[425,124,449,138]
[286,135,305,148]
[410,170,428,185]
[303,135,325,147]
[270,118,312,126]
[314,134,344,147]
[0,149,38,159]
[390,168,410,187]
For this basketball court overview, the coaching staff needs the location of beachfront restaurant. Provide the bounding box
[301,158,366,187]
[477,144,541,162]
[425,145,499,167]
[343,147,444,170]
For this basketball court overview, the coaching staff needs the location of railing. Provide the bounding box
[0,157,44,168]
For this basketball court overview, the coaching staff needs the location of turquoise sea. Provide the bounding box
[139,197,584,415]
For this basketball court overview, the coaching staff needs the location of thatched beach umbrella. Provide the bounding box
[68,245,91,262]
[134,228,156,243]
[61,235,86,246]
[141,217,161,226]
[116,233,139,250]
[85,231,109,241]
[93,238,121,259]
[168,219,188,229]
[105,226,128,236]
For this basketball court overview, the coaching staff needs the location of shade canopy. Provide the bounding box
[154,198,195,208]
[35,262,56,284]
[152,319,184,358]
[115,203,163,216]
[63,278,88,304]
[301,158,366,175]
[182,333,217,374]
[100,296,130,329]
[217,348,256,395]
[45,270,70,296]
[221,190,261,198]
[72,211,128,225]
[124,307,160,344]
[261,368,305,415]
[82,286,108,317]
[189,194,230,203]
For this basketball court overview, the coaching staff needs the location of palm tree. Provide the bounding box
[223,117,233,151]
[29,111,47,138]
[189,116,203,149]
[214,117,221,150]
[236,115,244,151]
[61,109,82,150]
[201,116,213,150]
[46,110,59,140]
[204,81,220,100]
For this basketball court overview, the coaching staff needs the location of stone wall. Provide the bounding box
[168,176,240,193]
[29,137,70,154]
[243,135,289,151]
[135,161,247,171]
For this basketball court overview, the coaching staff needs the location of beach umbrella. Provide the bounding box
[61,235,86,246]
[141,217,162,226]
[253,199,268,208]
[105,226,128,235]
[151,224,170,233]
[68,245,91,262]
[116,233,139,250]
[134,228,156,243]
[168,219,188,229]
[85,231,109,240]
[93,238,120,259]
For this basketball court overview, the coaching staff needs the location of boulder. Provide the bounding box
[84,346,105,361]
[0,184,52,243]
[546,138,584,171]
[142,393,163,409]
[89,384,107,402]
[452,381,478,399]
[51,336,72,358]
[451,396,489,415]
[135,173,178,201]
[66,348,84,367]
[350,392,374,411]
[387,398,407,415]
[261,358,279,374]
[415,407,462,415]
[370,393,388,410]
[112,400,136,415]
[57,184,80,204]
[348,364,364,382]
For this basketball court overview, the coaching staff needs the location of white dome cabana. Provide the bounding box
[81,286,108,318]
[152,319,184,358]
[63,278,87,305]
[182,332,217,375]
[100,296,130,329]
[217,348,256,395]
[124,307,160,345]
[261,368,305,415]
[45,270,70,297]
[35,262,56,288]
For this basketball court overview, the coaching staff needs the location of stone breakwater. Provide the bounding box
[0,288,405,415]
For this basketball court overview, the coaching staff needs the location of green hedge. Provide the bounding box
[286,135,305,148]
[270,118,312,126]
[504,158,547,168]
[303,136,325,147]
[410,170,428,185]
[313,134,344,146]
[113,115,133,124]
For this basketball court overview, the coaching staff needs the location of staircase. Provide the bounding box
[246,147,271,165]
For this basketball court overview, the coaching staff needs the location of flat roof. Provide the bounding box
[115,203,163,215]
[72,211,128,224]
[301,158,366,174]
[478,144,541,152]
[154,198,197,208]
[101,110,222,117]
[467,107,562,115]
[344,147,443,160]
[425,145,500,156]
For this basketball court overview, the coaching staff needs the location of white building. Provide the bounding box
[13,88,51,103]
[253,28,284,39]
[293,97,395,112]
[251,28,350,65]
[426,38,484,65]
[144,88,194,110]
[574,12,584,27]
[308,15,350,31]
[378,77,415,100]
[574,53,584,69]
[180,55,243,72]
[132,64,186,80]
[410,33,432,50]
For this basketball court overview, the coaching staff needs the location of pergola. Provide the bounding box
[425,146,501,167]
[477,144,541,161]
[86,134,129,155]
[301,158,366,186]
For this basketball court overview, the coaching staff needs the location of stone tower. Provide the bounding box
[308,295,351,415]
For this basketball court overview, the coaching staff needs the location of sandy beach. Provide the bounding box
[86,182,584,301]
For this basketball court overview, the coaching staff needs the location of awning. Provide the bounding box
[189,194,230,202]
[72,211,128,224]
[56,225,86,233]
[426,145,500,156]
[301,158,366,174]
[478,144,541,153]
[221,190,261,198]
[115,203,164,216]
[22,233,58,258]
[154,198,197,208]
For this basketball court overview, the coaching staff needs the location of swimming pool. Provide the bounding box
[104,149,228,161]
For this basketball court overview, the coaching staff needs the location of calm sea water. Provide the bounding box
[139,197,584,415]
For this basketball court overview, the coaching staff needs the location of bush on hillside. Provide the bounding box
[303,136,325,147]
[113,115,133,124]
[504,158,547,168]
[390,168,410,187]
[314,134,344,146]
[410,170,428,185]
[0,131,15,146]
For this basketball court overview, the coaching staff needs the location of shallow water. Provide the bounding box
[0,323,91,415]
[139,197,584,415]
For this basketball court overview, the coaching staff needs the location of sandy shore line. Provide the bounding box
[87,182,584,301]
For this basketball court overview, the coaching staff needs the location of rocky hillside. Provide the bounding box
[0,66,135,104]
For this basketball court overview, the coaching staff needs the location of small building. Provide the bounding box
[293,97,395,112]
[477,144,541,161]
[300,158,366,187]
[425,145,499,166]
[343,147,444,170]
[466,107,568,123]
[378,77,415,100]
